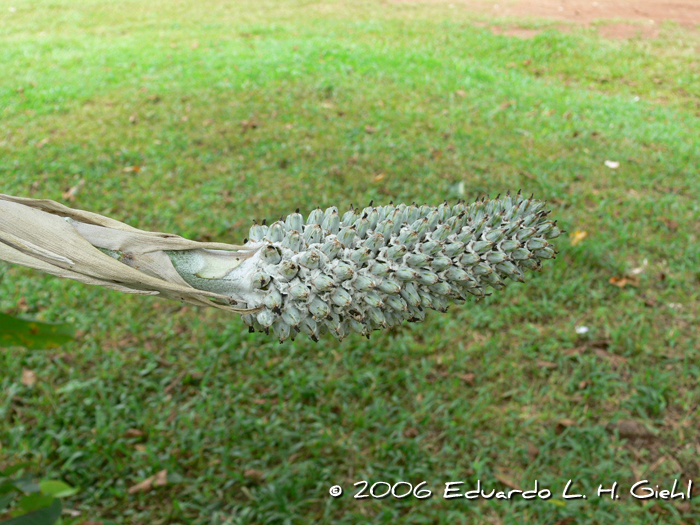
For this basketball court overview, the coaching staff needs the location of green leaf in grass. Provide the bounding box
[0,313,75,350]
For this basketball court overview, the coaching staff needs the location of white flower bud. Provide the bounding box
[307,207,324,225]
[289,283,311,300]
[377,278,401,295]
[321,238,343,260]
[285,211,304,232]
[331,288,353,307]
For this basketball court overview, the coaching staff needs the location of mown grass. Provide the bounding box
[1,0,699,523]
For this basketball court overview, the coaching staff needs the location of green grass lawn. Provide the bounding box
[1,0,699,523]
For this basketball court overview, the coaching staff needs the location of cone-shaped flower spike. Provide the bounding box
[0,192,560,342]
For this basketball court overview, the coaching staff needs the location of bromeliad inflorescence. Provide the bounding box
[0,192,560,342]
[185,191,560,341]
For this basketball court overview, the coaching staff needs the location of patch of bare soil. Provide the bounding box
[394,0,700,38]
[490,25,543,38]
[598,22,660,39]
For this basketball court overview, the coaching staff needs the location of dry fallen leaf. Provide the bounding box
[629,258,648,275]
[642,296,657,307]
[21,369,36,387]
[403,427,419,438]
[128,469,168,494]
[244,469,265,484]
[240,119,258,131]
[569,230,588,246]
[373,173,386,182]
[527,443,539,461]
[364,125,378,134]
[593,348,628,367]
[609,276,639,288]
[536,360,557,369]
[494,469,520,490]
[154,470,167,486]
[455,89,466,97]
[457,372,476,385]
[16,296,28,312]
[164,370,187,394]
[124,428,145,438]
[166,407,177,424]
[647,455,667,474]
[62,179,85,202]
[555,419,576,434]
[563,340,611,358]
[563,346,584,356]
[606,419,655,439]
[553,519,576,525]
[661,217,679,231]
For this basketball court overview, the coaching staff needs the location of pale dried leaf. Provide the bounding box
[128,470,167,494]
[527,443,539,461]
[62,179,84,202]
[124,428,145,438]
[661,218,679,231]
[609,276,639,288]
[244,469,265,484]
[606,419,655,439]
[630,258,648,275]
[494,469,520,490]
[457,372,476,384]
[555,418,576,434]
[403,427,419,438]
[569,230,587,246]
[154,470,168,487]
[21,368,36,386]
[593,349,628,367]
